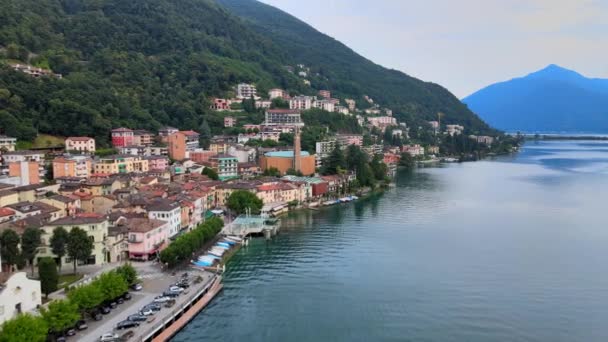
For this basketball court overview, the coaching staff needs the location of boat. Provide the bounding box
[323,200,338,206]
[192,260,213,267]
[216,242,231,248]
[350,196,359,200]
[224,236,242,242]
[220,239,237,245]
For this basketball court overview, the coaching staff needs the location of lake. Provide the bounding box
[173,140,608,342]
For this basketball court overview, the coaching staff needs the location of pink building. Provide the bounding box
[318,90,331,99]
[145,156,169,171]
[111,128,134,147]
[224,116,236,127]
[65,137,96,153]
[190,150,216,164]
[211,98,232,111]
[336,134,363,147]
[367,116,397,128]
[126,217,169,260]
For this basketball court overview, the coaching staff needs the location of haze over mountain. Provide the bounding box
[0,0,493,144]
[463,65,608,133]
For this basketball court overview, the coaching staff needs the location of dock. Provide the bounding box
[222,214,280,239]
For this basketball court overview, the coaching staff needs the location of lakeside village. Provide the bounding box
[0,80,516,341]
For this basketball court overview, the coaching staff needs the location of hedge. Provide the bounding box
[160,217,224,268]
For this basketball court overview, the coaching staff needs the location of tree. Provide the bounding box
[96,271,128,301]
[199,119,211,148]
[399,152,415,170]
[41,300,79,334]
[322,144,346,175]
[115,263,138,286]
[370,154,389,181]
[202,167,219,180]
[50,226,68,272]
[0,313,48,342]
[38,257,58,298]
[0,229,20,271]
[227,190,263,215]
[270,98,289,109]
[21,227,41,275]
[263,167,281,177]
[66,228,93,274]
[67,283,104,314]
[286,168,303,176]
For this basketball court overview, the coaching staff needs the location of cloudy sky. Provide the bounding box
[260,0,608,98]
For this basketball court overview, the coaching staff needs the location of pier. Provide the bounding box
[223,214,280,239]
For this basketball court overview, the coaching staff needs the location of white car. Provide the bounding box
[99,333,119,342]
[168,286,184,293]
[139,308,155,316]
[153,296,171,303]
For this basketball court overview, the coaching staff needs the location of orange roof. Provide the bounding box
[179,130,199,136]
[0,208,15,217]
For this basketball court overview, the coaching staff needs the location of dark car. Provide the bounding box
[162,291,180,298]
[65,328,76,336]
[130,283,143,291]
[100,306,111,314]
[90,311,103,321]
[123,292,132,300]
[115,320,139,330]
[142,303,161,312]
[175,281,189,288]
[127,315,147,322]
[55,337,67,342]
[75,320,88,330]
[109,302,117,309]
[117,297,124,304]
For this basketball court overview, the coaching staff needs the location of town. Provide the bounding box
[0,82,508,342]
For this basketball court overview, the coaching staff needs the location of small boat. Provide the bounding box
[220,239,237,245]
[192,260,213,267]
[224,236,242,242]
[350,196,359,200]
[216,242,231,248]
[215,244,230,250]
[323,200,337,206]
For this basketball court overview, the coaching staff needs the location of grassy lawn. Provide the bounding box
[15,134,64,150]
[58,273,83,289]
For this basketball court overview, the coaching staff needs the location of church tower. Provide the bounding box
[293,126,301,173]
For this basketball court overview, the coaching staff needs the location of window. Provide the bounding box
[89,236,94,242]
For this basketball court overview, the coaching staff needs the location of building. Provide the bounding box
[268,88,285,99]
[2,151,44,163]
[0,190,18,207]
[224,116,237,127]
[211,98,232,111]
[125,217,169,260]
[336,134,363,147]
[313,99,335,112]
[41,214,110,265]
[167,132,187,161]
[446,125,464,136]
[179,131,200,151]
[53,156,92,179]
[402,144,425,157]
[65,137,95,153]
[428,121,440,131]
[0,135,17,152]
[345,99,356,111]
[265,109,303,126]
[9,63,62,78]
[0,272,42,325]
[260,151,315,176]
[133,130,154,146]
[227,145,256,163]
[367,116,397,129]
[93,155,149,175]
[8,161,41,186]
[315,140,336,167]
[144,156,169,171]
[145,199,181,238]
[318,90,331,99]
[475,135,495,145]
[236,83,257,99]
[189,150,216,164]
[158,126,179,140]
[39,194,80,217]
[289,96,313,110]
[111,128,134,147]
[207,154,239,181]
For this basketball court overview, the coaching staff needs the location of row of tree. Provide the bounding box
[159,217,223,268]
[321,144,389,188]
[0,226,94,275]
[0,264,138,342]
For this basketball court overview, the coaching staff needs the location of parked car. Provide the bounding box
[174,281,189,289]
[90,311,103,321]
[115,320,139,330]
[55,337,67,342]
[65,328,76,336]
[109,302,117,309]
[117,297,124,304]
[99,333,119,342]
[162,291,180,298]
[127,314,147,322]
[75,320,88,330]
[100,306,111,315]
[153,296,171,303]
[168,286,184,293]
[123,292,132,300]
[142,303,162,311]
[131,283,143,291]
[139,308,154,316]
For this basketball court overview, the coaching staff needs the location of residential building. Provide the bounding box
[167,132,187,161]
[260,151,315,176]
[180,131,200,151]
[207,154,239,181]
[289,96,313,110]
[384,109,393,116]
[39,194,80,217]
[318,90,331,99]
[402,144,425,156]
[65,137,96,153]
[0,272,42,325]
[144,156,169,171]
[475,135,495,145]
[236,83,257,99]
[334,105,350,115]
[446,124,464,136]
[265,109,303,126]
[315,140,336,167]
[227,145,256,163]
[211,98,232,111]
[40,214,110,265]
[145,199,181,238]
[0,135,17,152]
[238,162,261,178]
[367,116,397,129]
[111,128,134,147]
[383,153,401,165]
[190,150,216,164]
[268,88,285,99]
[133,130,154,146]
[313,99,335,112]
[428,121,440,131]
[53,156,92,179]
[336,134,363,147]
[255,100,272,109]
[427,146,440,155]
[158,126,179,140]
[125,217,169,260]
[345,99,356,111]
[0,190,18,207]
[8,161,41,186]
[0,207,15,223]
[2,151,44,163]
[93,155,149,175]
[224,116,237,127]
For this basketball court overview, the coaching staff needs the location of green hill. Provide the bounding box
[0,0,494,146]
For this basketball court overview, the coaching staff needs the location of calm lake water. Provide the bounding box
[173,140,608,342]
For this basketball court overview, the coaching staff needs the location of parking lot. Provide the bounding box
[74,267,215,342]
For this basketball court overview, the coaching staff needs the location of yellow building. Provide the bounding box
[93,155,149,175]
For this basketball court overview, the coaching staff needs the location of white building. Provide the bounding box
[446,124,464,136]
[0,136,17,152]
[313,99,335,112]
[255,100,272,109]
[2,151,44,163]
[227,145,257,163]
[289,96,314,110]
[0,272,42,325]
[236,83,257,99]
[268,88,285,99]
[345,99,356,111]
[65,137,96,153]
[315,140,336,167]
[146,200,182,238]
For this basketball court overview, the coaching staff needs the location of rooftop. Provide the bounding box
[47,214,107,226]
[265,151,310,158]
[124,217,166,233]
[66,137,94,141]
[266,109,301,114]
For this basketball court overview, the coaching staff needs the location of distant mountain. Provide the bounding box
[463,65,608,132]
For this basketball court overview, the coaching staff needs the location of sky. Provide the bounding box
[260,0,608,98]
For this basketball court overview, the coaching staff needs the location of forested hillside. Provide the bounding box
[0,0,494,146]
